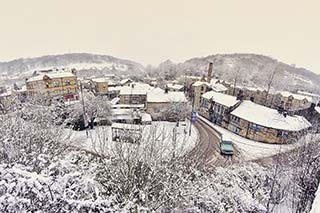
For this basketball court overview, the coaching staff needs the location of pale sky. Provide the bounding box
[0,0,319,73]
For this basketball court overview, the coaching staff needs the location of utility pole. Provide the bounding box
[189,96,195,136]
[80,82,88,137]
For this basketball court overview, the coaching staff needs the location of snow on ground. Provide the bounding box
[198,115,318,161]
[66,120,199,159]
[311,185,320,213]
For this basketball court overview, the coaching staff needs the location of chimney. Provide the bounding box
[283,111,288,118]
[207,62,213,83]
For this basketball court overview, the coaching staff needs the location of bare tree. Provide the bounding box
[232,67,242,96]
[264,64,279,106]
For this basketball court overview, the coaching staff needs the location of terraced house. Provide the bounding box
[199,91,239,128]
[26,70,78,100]
[199,91,311,143]
[229,100,311,143]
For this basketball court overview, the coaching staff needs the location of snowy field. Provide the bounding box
[66,121,199,160]
[198,115,319,161]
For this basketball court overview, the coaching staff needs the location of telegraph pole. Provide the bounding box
[189,96,195,136]
[80,82,88,137]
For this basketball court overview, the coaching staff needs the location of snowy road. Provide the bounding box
[187,118,242,169]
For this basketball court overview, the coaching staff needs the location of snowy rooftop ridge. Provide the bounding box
[297,90,320,98]
[211,83,228,92]
[231,100,312,131]
[119,83,153,95]
[192,81,211,87]
[26,71,76,82]
[147,87,187,103]
[202,91,239,107]
[167,83,184,90]
[91,77,111,83]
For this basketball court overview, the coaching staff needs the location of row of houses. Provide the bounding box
[1,68,189,122]
[199,90,312,144]
[189,76,317,113]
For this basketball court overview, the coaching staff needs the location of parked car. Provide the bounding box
[220,140,234,155]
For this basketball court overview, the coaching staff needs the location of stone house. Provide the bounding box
[228,100,311,143]
[275,91,312,111]
[90,78,109,95]
[146,87,187,120]
[199,91,239,128]
[119,83,153,106]
[26,71,78,100]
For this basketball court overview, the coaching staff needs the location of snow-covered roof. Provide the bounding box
[111,123,142,130]
[108,86,122,92]
[210,79,220,84]
[231,100,312,131]
[111,108,135,115]
[315,107,320,114]
[120,78,132,85]
[180,75,202,79]
[111,104,145,109]
[119,83,153,95]
[202,91,239,107]
[167,83,184,90]
[192,81,210,87]
[297,91,320,98]
[236,85,265,92]
[147,87,187,103]
[280,91,312,102]
[211,83,228,92]
[26,71,76,82]
[91,77,110,83]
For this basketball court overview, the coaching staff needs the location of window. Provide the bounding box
[53,81,60,87]
[230,126,240,133]
[153,108,160,113]
[251,123,263,132]
[277,130,288,138]
[202,99,208,108]
[65,80,71,85]
[231,115,240,123]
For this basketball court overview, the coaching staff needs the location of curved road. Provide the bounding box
[187,118,242,169]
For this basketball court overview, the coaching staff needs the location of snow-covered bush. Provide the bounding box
[0,151,117,212]
[0,109,69,171]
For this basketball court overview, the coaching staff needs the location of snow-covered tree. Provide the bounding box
[162,102,191,122]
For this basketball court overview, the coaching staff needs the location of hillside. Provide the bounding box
[1,53,320,93]
[0,53,145,83]
[174,54,320,92]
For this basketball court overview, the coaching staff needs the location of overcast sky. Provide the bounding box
[0,0,319,73]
